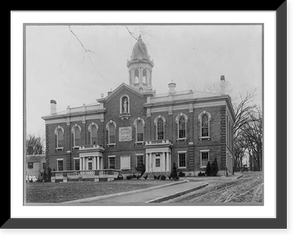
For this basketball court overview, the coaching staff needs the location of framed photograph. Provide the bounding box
[6,2,286,229]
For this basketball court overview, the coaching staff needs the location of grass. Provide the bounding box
[25,180,173,203]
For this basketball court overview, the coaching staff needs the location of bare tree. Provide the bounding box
[26,134,44,155]
[241,108,263,171]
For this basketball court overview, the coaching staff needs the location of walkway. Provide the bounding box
[64,180,208,205]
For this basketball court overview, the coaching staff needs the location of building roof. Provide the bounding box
[130,35,150,61]
[26,155,45,163]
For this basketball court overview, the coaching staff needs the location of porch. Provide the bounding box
[51,169,121,183]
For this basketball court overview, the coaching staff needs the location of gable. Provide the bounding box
[105,83,143,103]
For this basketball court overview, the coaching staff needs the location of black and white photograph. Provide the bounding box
[25,24,264,206]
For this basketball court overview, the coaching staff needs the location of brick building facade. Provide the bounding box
[42,36,235,178]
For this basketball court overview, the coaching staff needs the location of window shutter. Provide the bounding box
[55,134,57,148]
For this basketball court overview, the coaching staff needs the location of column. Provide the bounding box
[100,157,103,170]
[166,152,170,172]
[83,157,86,170]
[79,157,82,170]
[149,153,152,172]
[145,153,149,172]
[93,156,96,170]
[161,152,165,172]
[96,156,100,170]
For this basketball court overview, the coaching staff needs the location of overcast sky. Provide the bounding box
[25,24,262,138]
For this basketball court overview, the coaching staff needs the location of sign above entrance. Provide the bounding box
[119,126,132,142]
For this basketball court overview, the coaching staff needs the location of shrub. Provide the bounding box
[117,174,123,180]
[170,163,178,180]
[126,175,132,180]
[205,161,211,176]
[141,163,146,176]
[210,158,219,176]
[161,175,166,180]
[198,172,205,177]
[178,171,185,177]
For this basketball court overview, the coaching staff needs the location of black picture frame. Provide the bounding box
[5,2,287,229]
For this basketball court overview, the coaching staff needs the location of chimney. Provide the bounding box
[220,75,226,95]
[168,82,176,94]
[50,99,57,115]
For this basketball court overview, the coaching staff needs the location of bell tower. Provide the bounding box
[127,35,154,92]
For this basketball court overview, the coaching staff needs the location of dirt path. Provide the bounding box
[167,172,263,204]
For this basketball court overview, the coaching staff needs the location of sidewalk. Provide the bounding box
[65,180,208,205]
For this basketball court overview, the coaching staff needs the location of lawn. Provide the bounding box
[26,180,172,203]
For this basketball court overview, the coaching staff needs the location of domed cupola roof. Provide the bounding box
[131,35,150,61]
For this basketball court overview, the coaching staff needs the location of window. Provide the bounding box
[155,153,160,167]
[108,156,116,169]
[106,121,116,144]
[202,114,209,137]
[54,126,64,149]
[88,162,93,170]
[88,122,98,145]
[120,156,131,170]
[154,115,166,140]
[28,162,33,169]
[57,159,63,171]
[72,124,81,147]
[176,113,188,139]
[74,159,80,170]
[142,69,147,83]
[157,118,164,140]
[178,152,186,168]
[136,155,144,171]
[200,151,209,167]
[198,111,211,139]
[134,118,145,142]
[134,69,139,83]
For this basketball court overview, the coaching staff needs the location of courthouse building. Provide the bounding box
[42,36,235,179]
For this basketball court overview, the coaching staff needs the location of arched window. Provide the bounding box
[198,111,211,139]
[71,124,81,147]
[175,113,188,139]
[54,126,64,149]
[134,117,145,142]
[202,114,209,137]
[154,115,166,140]
[88,122,98,145]
[106,121,116,144]
[134,69,139,83]
[142,69,147,83]
[179,116,186,138]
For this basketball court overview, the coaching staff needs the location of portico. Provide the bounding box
[145,140,172,173]
[78,145,104,171]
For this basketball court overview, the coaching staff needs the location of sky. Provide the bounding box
[25,24,262,138]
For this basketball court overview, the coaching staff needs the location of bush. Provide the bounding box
[161,175,166,180]
[198,171,205,177]
[126,175,132,180]
[116,174,123,180]
[178,171,185,177]
[170,163,179,180]
[205,162,211,176]
[210,158,219,176]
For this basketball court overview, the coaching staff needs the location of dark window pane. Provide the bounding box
[58,160,63,171]
[202,128,208,137]
[28,162,33,169]
[109,157,116,169]
[179,153,186,167]
[136,156,144,170]
[156,158,160,167]
[157,118,164,140]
